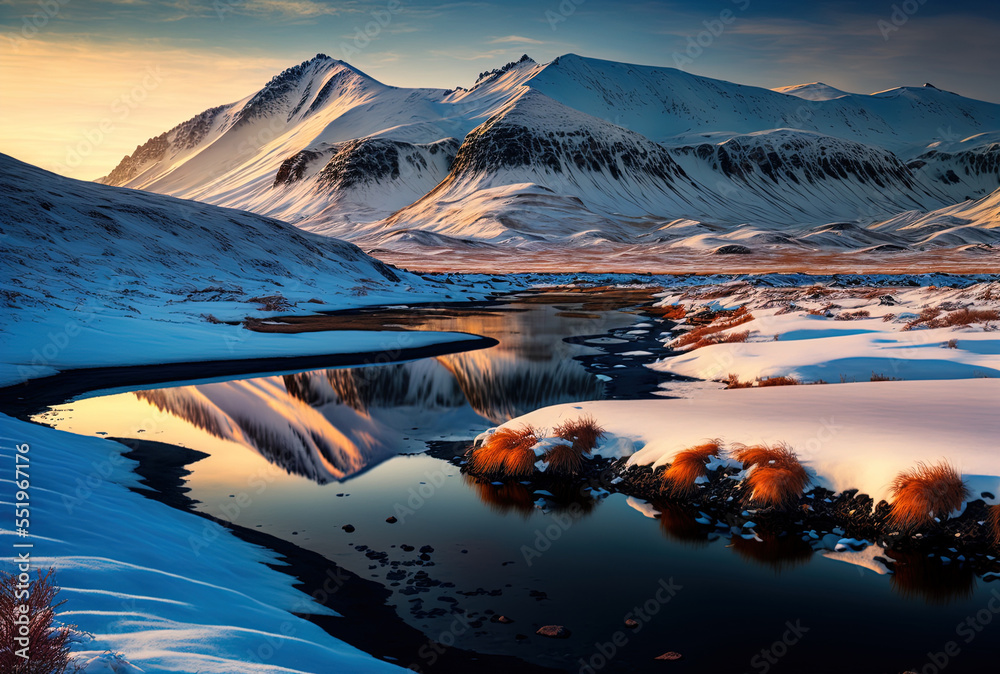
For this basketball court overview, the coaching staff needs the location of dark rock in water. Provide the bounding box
[419,553,431,561]
[491,615,514,624]
[655,651,683,661]
[625,618,640,629]
[515,634,528,641]
[536,625,571,639]
[420,545,435,553]
[342,524,355,533]
[400,544,415,551]
[712,244,752,255]
[386,516,398,524]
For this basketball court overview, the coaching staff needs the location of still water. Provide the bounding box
[37,295,998,673]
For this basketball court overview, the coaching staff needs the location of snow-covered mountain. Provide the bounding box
[100,53,1000,260]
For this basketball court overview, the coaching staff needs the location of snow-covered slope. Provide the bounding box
[99,53,1000,261]
[771,82,851,101]
[0,413,407,673]
[0,153,486,386]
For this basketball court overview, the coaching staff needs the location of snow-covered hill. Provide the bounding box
[99,53,1000,263]
[0,153,486,385]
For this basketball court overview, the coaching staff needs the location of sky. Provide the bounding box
[1,0,998,179]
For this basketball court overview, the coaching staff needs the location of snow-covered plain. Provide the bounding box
[648,281,1000,383]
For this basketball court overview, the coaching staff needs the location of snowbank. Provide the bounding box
[0,413,404,673]
[487,379,1000,505]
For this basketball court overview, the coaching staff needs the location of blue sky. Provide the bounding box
[2,0,998,177]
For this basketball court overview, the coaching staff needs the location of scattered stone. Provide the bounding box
[536,625,571,639]
[341,524,355,533]
[655,652,683,661]
[625,618,640,629]
[490,615,514,624]
[420,545,435,553]
[401,544,415,552]
[386,516,398,524]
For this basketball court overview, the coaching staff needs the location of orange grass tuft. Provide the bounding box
[732,443,809,508]
[888,461,969,531]
[989,504,1000,546]
[542,444,586,476]
[553,414,605,453]
[467,424,540,477]
[662,441,722,496]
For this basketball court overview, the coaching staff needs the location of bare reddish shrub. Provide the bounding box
[0,568,73,674]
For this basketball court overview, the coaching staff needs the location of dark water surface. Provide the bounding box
[35,294,998,673]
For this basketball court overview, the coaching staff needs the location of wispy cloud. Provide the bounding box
[488,34,546,45]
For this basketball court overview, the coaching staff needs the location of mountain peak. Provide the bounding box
[474,54,534,84]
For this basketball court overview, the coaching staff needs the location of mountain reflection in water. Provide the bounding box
[133,302,623,483]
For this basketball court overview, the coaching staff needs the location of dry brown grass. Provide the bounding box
[553,414,605,453]
[725,374,800,388]
[732,443,809,508]
[835,309,871,321]
[542,444,586,476]
[989,504,1000,546]
[662,441,722,496]
[756,375,800,387]
[0,569,72,674]
[674,306,755,350]
[870,372,901,382]
[467,424,540,477]
[725,373,754,389]
[247,294,293,312]
[651,304,687,320]
[888,461,969,531]
[686,329,751,351]
[899,306,999,330]
[937,308,1000,327]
